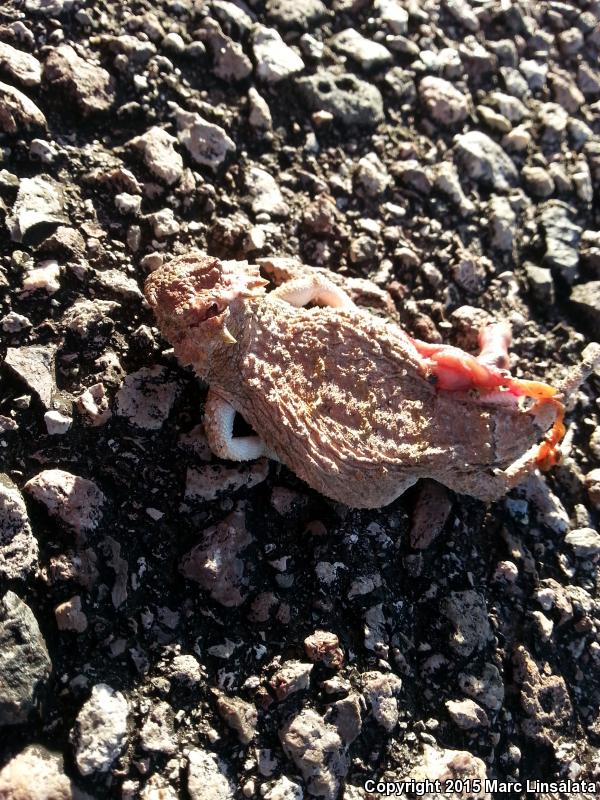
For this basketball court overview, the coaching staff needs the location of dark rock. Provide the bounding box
[325,694,362,745]
[139,700,177,754]
[270,660,313,700]
[384,67,416,103]
[0,475,39,581]
[6,174,68,244]
[410,480,452,549]
[539,201,581,283]
[440,590,492,658]
[280,708,349,800]
[419,76,469,125]
[4,344,57,408]
[362,672,401,731]
[215,692,258,744]
[176,108,236,169]
[296,70,384,127]
[199,19,252,82]
[0,42,42,87]
[454,131,518,191]
[570,281,600,335]
[24,469,106,536]
[330,29,393,71]
[180,505,254,606]
[187,749,235,800]
[252,25,304,83]
[393,160,432,194]
[44,44,115,116]
[0,745,87,799]
[0,81,46,133]
[0,591,51,726]
[512,645,573,746]
[184,460,269,502]
[71,684,129,775]
[525,263,555,306]
[266,0,329,29]
[580,230,600,275]
[458,663,505,712]
[115,365,180,430]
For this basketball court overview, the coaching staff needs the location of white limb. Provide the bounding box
[204,390,266,461]
[557,342,600,401]
[270,275,356,310]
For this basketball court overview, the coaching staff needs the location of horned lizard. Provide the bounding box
[145,252,600,508]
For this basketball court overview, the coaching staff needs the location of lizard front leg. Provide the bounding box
[269,275,356,311]
[204,389,267,461]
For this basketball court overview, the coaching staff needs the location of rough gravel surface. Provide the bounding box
[1,0,600,798]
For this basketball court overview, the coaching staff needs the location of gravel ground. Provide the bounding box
[1,0,600,798]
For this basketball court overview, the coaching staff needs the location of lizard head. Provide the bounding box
[144,252,267,368]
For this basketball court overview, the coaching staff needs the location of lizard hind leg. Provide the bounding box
[506,377,566,470]
[476,322,569,469]
[461,443,550,502]
[531,342,600,468]
[528,342,600,469]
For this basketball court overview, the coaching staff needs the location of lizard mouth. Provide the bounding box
[183,298,227,328]
[200,301,223,321]
[179,298,237,345]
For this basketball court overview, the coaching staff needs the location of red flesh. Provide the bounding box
[410,329,565,470]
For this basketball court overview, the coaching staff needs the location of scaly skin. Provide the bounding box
[145,253,594,508]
